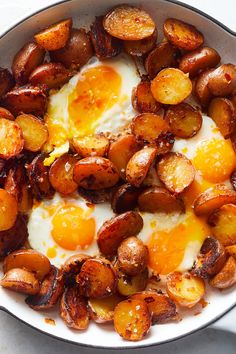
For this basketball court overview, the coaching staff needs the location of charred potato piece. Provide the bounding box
[167,271,205,308]
[50,28,93,69]
[103,5,156,41]
[157,152,195,194]
[111,183,140,214]
[166,103,202,139]
[208,64,236,97]
[131,291,177,324]
[0,188,17,231]
[0,68,14,98]
[97,211,143,256]
[194,69,214,108]
[72,134,110,157]
[61,254,90,286]
[138,186,185,213]
[126,147,157,187]
[154,131,175,155]
[163,18,204,51]
[4,164,25,203]
[225,244,236,258]
[117,236,149,276]
[78,187,113,204]
[12,42,45,85]
[117,268,148,296]
[208,98,236,138]
[0,107,14,120]
[88,294,122,323]
[132,80,162,114]
[208,204,236,246]
[3,249,51,281]
[210,256,236,289]
[76,258,117,298]
[29,62,71,89]
[34,18,72,51]
[60,287,89,330]
[0,118,24,159]
[15,114,48,152]
[49,154,78,195]
[124,29,157,56]
[114,298,151,341]
[151,68,192,105]
[194,184,236,216]
[191,236,226,278]
[18,184,33,213]
[1,268,39,295]
[25,266,64,310]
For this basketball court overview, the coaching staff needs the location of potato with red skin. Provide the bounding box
[0,118,24,159]
[132,80,162,114]
[0,268,40,295]
[111,183,140,214]
[194,69,214,108]
[124,29,157,56]
[208,98,236,138]
[0,68,14,98]
[29,62,71,89]
[208,64,236,97]
[210,256,236,289]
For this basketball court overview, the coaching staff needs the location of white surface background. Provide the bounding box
[0,1,235,353]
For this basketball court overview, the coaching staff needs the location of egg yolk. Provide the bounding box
[148,212,210,275]
[183,176,214,210]
[51,204,95,250]
[193,138,236,183]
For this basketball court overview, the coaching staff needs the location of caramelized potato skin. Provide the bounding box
[78,187,113,204]
[208,64,236,97]
[210,256,236,289]
[29,62,71,89]
[124,29,157,56]
[194,69,214,107]
[208,98,236,138]
[0,68,14,98]
[111,183,140,214]
[0,118,24,159]
[132,80,162,114]
[0,107,14,120]
[0,188,18,231]
[61,254,90,286]
[0,268,40,295]
[72,134,110,158]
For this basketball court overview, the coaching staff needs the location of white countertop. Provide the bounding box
[0,1,235,353]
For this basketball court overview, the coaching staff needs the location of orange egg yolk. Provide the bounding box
[183,176,214,210]
[51,204,95,250]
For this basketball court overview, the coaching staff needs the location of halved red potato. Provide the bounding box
[124,29,157,56]
[0,188,18,231]
[72,134,110,157]
[111,183,140,214]
[194,69,214,108]
[208,98,236,138]
[132,80,162,114]
[0,118,24,159]
[0,68,14,98]
[210,256,236,289]
[208,64,236,97]
[29,62,71,89]
[0,268,40,295]
[88,294,122,323]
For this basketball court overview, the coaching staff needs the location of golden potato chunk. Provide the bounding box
[210,256,236,289]
[208,98,236,139]
[0,118,24,159]
[132,80,162,114]
[1,268,40,295]
[124,29,157,56]
[88,294,122,323]
[117,268,148,297]
[72,134,110,157]
[29,62,71,89]
[0,188,17,231]
[208,64,236,97]
[194,69,214,108]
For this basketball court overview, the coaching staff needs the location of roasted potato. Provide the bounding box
[194,69,214,108]
[62,254,90,286]
[0,68,14,98]
[117,268,148,296]
[29,62,71,89]
[60,286,89,330]
[97,211,143,256]
[208,64,236,97]
[193,184,236,216]
[49,154,78,195]
[114,298,151,341]
[157,152,195,194]
[4,164,25,203]
[18,184,33,213]
[76,257,117,298]
[132,80,162,114]
[166,103,202,139]
[163,18,204,51]
[231,169,236,190]
[210,256,236,289]
[154,131,175,155]
[225,244,236,258]
[166,271,205,308]
[111,183,140,214]
[88,294,122,323]
[138,186,185,213]
[0,188,17,231]
[73,156,119,190]
[124,29,157,56]
[34,18,72,51]
[0,107,14,120]
[50,28,93,69]
[191,236,226,278]
[15,114,48,152]
[0,268,39,295]
[0,118,24,159]
[126,147,157,187]
[179,47,220,78]
[72,134,110,157]
[151,68,192,105]
[103,5,156,41]
[78,187,113,204]
[208,98,236,138]
[12,42,45,85]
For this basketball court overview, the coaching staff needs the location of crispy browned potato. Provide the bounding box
[163,18,204,51]
[18,184,33,213]
[0,268,40,295]
[167,271,205,308]
[117,237,148,276]
[76,258,117,298]
[117,268,148,296]
[0,68,14,98]
[60,287,89,330]
[208,98,236,138]
[3,249,51,281]
[155,131,175,155]
[124,29,157,56]
[145,41,178,79]
[29,62,71,89]
[88,294,122,323]
[50,28,93,69]
[179,47,220,78]
[208,64,236,97]
[49,154,78,195]
[4,164,25,203]
[126,147,157,187]
[108,134,140,179]
[131,113,170,145]
[90,16,121,59]
[26,266,64,310]
[2,86,48,117]
[0,107,14,120]
[97,211,143,256]
[208,204,236,246]
[0,188,17,231]
[111,183,140,213]
[138,186,185,213]
[157,152,195,194]
[194,69,214,107]
[34,18,72,51]
[210,256,236,289]
[193,184,236,216]
[12,42,45,85]
[225,245,236,258]
[72,134,110,157]
[0,119,24,159]
[132,80,162,114]
[131,291,177,324]
[78,187,114,204]
[114,298,151,341]
[73,156,119,190]
[166,103,202,139]
[103,5,155,41]
[62,254,90,286]
[151,68,192,105]
[191,236,226,278]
